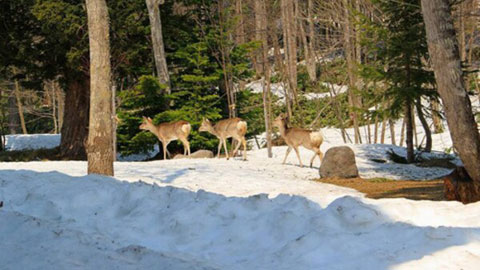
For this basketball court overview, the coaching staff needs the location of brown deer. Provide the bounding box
[273,114,324,167]
[139,117,191,160]
[199,118,248,160]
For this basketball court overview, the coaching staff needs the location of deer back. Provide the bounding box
[284,127,323,149]
[157,120,190,140]
[214,118,246,139]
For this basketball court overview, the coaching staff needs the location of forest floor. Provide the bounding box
[317,177,444,201]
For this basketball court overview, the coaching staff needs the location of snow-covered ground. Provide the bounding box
[4,98,480,269]
[245,80,347,101]
[1,149,480,269]
[5,134,61,151]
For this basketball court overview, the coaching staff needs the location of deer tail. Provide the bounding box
[310,130,324,147]
[237,121,247,136]
[182,123,191,135]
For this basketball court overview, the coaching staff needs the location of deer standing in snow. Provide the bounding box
[273,113,324,167]
[199,118,248,160]
[139,117,191,160]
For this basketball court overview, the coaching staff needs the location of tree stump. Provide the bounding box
[444,166,480,204]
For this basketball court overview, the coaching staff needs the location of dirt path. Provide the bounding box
[317,178,444,201]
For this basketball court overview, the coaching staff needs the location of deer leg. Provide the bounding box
[180,138,190,157]
[310,148,319,168]
[293,147,303,167]
[161,140,167,160]
[242,137,247,161]
[217,140,223,158]
[232,138,242,158]
[223,139,230,160]
[282,146,292,164]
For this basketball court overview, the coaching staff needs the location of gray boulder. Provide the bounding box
[173,150,214,159]
[319,146,359,178]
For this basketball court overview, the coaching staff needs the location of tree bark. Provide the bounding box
[60,77,89,160]
[56,84,65,133]
[281,0,298,104]
[415,97,432,152]
[86,0,114,176]
[7,90,19,134]
[431,97,444,133]
[422,0,480,202]
[14,80,27,134]
[343,0,361,144]
[146,0,170,94]
[405,103,414,163]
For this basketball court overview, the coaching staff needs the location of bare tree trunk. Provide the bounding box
[255,0,272,158]
[399,115,406,147]
[389,119,396,145]
[306,0,316,81]
[281,0,298,105]
[56,85,65,132]
[51,81,58,134]
[7,90,19,134]
[146,0,170,94]
[405,103,414,163]
[343,0,361,143]
[422,0,480,202]
[86,0,114,176]
[416,97,432,152]
[14,80,27,134]
[431,97,444,133]
[380,117,386,144]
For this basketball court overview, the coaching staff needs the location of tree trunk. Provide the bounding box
[56,84,65,132]
[422,0,480,202]
[255,0,273,158]
[60,77,89,160]
[389,119,396,145]
[7,90,19,134]
[343,0,361,144]
[431,97,444,133]
[86,0,114,176]
[281,0,298,104]
[415,97,432,152]
[14,80,27,134]
[51,81,58,134]
[146,0,170,94]
[405,103,414,163]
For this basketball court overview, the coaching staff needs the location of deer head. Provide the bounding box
[199,118,213,132]
[273,113,288,129]
[139,116,155,131]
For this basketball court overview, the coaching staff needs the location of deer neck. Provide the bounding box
[278,121,289,137]
[207,125,219,137]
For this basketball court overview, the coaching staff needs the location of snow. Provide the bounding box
[5,134,60,151]
[1,156,480,269]
[3,98,480,269]
[4,133,159,161]
[244,80,347,101]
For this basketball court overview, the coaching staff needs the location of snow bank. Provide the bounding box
[4,133,159,161]
[1,169,480,269]
[5,134,60,151]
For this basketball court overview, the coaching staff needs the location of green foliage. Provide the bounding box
[117,75,169,156]
[358,0,436,118]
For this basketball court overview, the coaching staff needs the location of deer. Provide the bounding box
[273,113,324,168]
[139,117,191,160]
[199,117,248,160]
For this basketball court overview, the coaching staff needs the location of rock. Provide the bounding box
[319,146,359,178]
[173,150,214,159]
[444,166,480,204]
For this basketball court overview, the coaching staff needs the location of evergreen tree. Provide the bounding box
[359,0,436,162]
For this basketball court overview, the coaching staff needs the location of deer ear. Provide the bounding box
[147,117,152,122]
